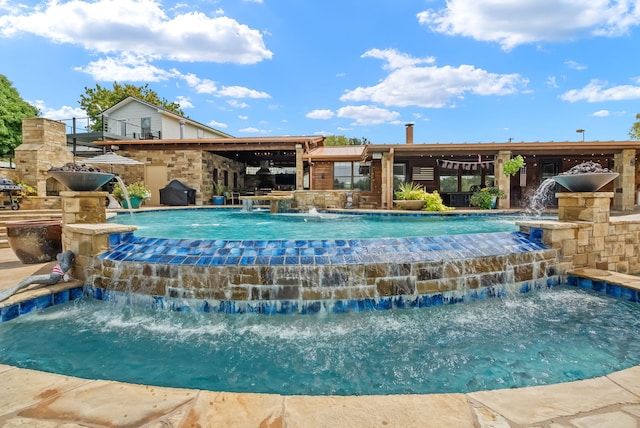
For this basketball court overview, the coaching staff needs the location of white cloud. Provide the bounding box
[362,48,436,70]
[179,73,217,94]
[591,109,610,117]
[342,50,527,108]
[546,76,559,88]
[417,0,640,50]
[238,115,249,120]
[228,100,249,109]
[306,109,334,120]
[208,120,228,129]
[565,60,588,70]
[217,86,271,99]
[239,127,271,134]
[560,79,640,102]
[336,105,400,126]
[176,96,193,109]
[75,53,176,82]
[31,100,86,120]
[0,0,272,63]
[177,73,269,103]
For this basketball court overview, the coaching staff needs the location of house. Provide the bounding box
[66,96,233,150]
[59,101,640,212]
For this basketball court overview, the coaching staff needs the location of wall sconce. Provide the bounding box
[372,152,382,160]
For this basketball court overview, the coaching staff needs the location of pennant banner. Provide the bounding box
[438,159,495,169]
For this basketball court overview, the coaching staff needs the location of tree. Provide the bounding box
[79,83,185,131]
[629,113,640,140]
[0,74,39,157]
[323,135,370,146]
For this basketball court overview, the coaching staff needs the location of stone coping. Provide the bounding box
[64,223,137,235]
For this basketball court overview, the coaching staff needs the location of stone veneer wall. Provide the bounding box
[114,149,244,205]
[91,248,557,303]
[519,192,640,274]
[294,190,361,210]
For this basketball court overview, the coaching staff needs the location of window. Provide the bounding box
[141,117,151,136]
[118,120,127,136]
[393,163,406,189]
[333,162,371,191]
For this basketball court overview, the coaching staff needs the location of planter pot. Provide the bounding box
[393,200,425,210]
[6,219,62,264]
[121,197,143,209]
[213,196,225,205]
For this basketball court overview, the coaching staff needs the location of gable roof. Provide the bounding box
[103,96,234,139]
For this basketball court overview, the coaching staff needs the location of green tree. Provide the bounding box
[0,74,39,157]
[79,82,185,131]
[324,135,370,146]
[629,113,640,140]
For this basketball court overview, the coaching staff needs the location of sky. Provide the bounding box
[1,0,639,145]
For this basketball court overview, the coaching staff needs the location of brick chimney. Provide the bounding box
[405,123,414,144]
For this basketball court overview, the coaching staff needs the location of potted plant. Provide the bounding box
[393,182,426,210]
[470,187,506,209]
[212,182,226,205]
[503,155,524,177]
[113,181,151,209]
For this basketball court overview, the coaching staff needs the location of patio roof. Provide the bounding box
[368,140,640,156]
[304,145,367,162]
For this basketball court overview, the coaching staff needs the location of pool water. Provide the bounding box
[1,286,639,395]
[109,209,527,240]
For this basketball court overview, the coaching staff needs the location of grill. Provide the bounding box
[0,178,24,210]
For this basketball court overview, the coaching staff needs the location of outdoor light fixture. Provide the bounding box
[576,129,585,141]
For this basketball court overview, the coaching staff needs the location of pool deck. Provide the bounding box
[3,250,640,426]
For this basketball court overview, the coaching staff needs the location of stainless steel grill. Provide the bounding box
[0,178,23,210]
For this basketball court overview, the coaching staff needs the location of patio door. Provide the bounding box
[145,165,167,206]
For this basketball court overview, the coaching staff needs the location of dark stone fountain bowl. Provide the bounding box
[49,171,115,191]
[552,172,619,192]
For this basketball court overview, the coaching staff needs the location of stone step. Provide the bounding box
[0,239,8,249]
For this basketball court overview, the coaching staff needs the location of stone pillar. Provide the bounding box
[495,151,511,209]
[60,191,108,225]
[295,144,304,190]
[557,192,613,223]
[554,192,613,270]
[613,149,635,212]
[16,118,73,196]
[60,190,136,282]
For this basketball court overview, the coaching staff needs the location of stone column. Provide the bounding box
[295,144,304,190]
[613,149,635,212]
[59,191,136,282]
[16,118,73,196]
[495,151,511,209]
[555,192,613,269]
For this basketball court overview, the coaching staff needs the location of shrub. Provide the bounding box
[470,187,505,209]
[113,181,151,201]
[424,190,454,212]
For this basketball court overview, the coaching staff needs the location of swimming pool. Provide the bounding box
[1,285,638,395]
[108,209,529,240]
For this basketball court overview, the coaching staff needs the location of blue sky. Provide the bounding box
[1,0,639,144]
